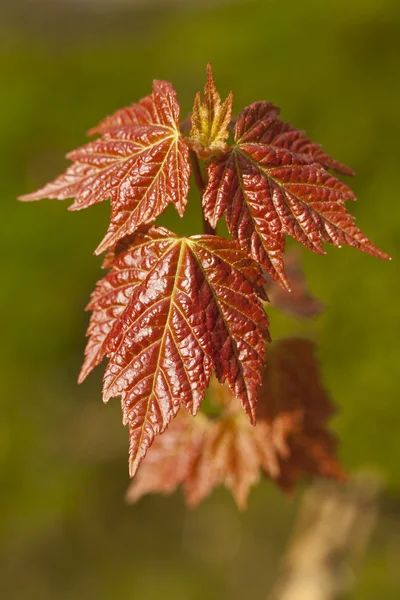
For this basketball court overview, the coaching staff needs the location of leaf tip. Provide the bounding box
[18,191,41,202]
[94,232,114,256]
[94,243,106,256]
[278,270,292,293]
[102,387,112,404]
[87,125,99,137]
[77,370,87,385]
[248,407,257,426]
[129,458,140,478]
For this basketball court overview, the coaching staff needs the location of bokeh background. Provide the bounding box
[1,0,400,598]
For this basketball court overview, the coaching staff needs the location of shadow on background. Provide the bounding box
[1,0,399,598]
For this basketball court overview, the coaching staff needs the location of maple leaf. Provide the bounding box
[127,400,276,510]
[203,101,390,289]
[183,409,279,510]
[19,81,191,255]
[80,226,269,476]
[258,337,346,491]
[189,62,233,159]
[127,339,345,509]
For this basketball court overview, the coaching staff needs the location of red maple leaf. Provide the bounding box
[127,338,345,508]
[19,81,191,255]
[203,101,389,289]
[80,226,269,476]
[257,338,346,491]
[126,401,278,510]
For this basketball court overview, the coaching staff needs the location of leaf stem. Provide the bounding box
[190,150,216,235]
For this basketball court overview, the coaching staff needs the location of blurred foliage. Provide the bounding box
[1,0,400,598]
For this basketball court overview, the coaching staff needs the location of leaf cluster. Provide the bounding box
[19,64,389,506]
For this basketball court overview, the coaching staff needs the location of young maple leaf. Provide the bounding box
[126,401,275,510]
[79,226,269,476]
[127,338,345,509]
[183,409,279,510]
[258,338,346,491]
[189,62,233,159]
[203,101,390,289]
[19,81,191,255]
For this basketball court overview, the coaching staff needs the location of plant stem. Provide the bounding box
[190,150,216,235]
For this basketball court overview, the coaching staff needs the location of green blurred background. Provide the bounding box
[1,0,400,598]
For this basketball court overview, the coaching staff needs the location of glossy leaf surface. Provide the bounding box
[18,65,389,506]
[19,81,191,255]
[80,227,269,476]
[203,101,389,288]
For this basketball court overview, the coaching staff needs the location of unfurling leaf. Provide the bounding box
[127,338,345,508]
[19,81,191,255]
[189,63,233,158]
[126,400,280,510]
[80,226,269,476]
[203,101,389,289]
